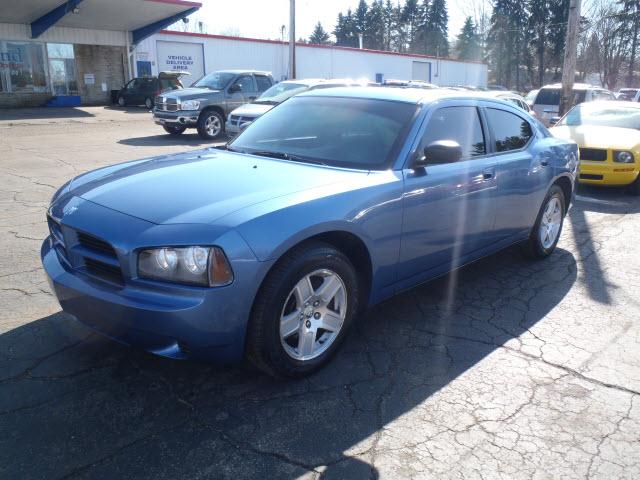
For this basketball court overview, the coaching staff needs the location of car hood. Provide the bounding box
[550,125,640,151]
[64,149,370,225]
[230,103,274,117]
[161,87,221,100]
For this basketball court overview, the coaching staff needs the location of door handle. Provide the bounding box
[540,160,550,167]
[482,169,495,180]
[248,96,257,101]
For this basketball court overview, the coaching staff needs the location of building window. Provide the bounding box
[47,43,78,95]
[0,41,48,93]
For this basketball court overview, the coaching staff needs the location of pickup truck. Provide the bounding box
[153,70,274,139]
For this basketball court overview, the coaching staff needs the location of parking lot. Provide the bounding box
[1,106,639,479]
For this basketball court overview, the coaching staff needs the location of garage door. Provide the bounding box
[156,41,204,86]
[412,61,431,82]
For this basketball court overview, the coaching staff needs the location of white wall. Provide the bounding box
[0,23,126,46]
[141,32,487,87]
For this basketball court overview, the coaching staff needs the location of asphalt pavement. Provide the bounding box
[1,106,639,479]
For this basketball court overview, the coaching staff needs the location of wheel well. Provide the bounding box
[200,105,226,121]
[267,231,373,311]
[554,176,573,213]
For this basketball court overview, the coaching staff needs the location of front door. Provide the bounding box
[225,74,255,114]
[398,105,498,284]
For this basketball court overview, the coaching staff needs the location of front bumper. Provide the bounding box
[579,162,639,186]
[41,198,269,364]
[153,110,199,127]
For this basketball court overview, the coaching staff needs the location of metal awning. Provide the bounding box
[0,0,201,44]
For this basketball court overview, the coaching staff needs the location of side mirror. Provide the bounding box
[228,84,241,94]
[549,116,561,126]
[415,140,463,167]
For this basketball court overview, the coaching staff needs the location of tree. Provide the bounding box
[365,0,386,50]
[402,0,422,52]
[309,22,330,45]
[529,0,550,87]
[424,0,450,56]
[455,17,481,61]
[618,0,640,85]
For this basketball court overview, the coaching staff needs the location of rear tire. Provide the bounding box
[144,97,154,109]
[163,125,187,136]
[627,175,640,196]
[197,110,224,140]
[117,96,126,107]
[246,242,359,378]
[522,185,566,259]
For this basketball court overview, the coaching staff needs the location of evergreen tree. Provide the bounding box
[424,0,449,56]
[455,17,481,61]
[366,0,386,50]
[309,22,330,45]
[383,0,396,50]
[355,0,369,36]
[528,0,549,87]
[402,0,422,52]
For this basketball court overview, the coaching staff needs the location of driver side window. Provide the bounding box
[231,75,255,93]
[419,106,486,161]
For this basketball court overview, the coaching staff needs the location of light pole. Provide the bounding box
[289,0,296,79]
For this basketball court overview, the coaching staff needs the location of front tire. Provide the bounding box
[163,125,187,136]
[522,184,566,259]
[246,242,359,378]
[197,110,224,139]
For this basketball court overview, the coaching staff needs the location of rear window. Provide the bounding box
[159,78,181,90]
[536,88,586,106]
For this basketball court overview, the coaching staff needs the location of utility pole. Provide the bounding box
[559,0,581,117]
[289,0,296,79]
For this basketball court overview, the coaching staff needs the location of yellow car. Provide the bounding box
[550,101,640,195]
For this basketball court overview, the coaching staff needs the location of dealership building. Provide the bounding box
[0,0,201,107]
[0,0,487,108]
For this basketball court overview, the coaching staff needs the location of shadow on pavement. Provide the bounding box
[0,241,577,479]
[568,185,639,305]
[0,107,94,122]
[118,133,226,147]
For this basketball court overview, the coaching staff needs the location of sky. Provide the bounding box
[181,0,489,43]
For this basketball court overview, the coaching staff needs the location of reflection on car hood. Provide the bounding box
[63,149,370,225]
[229,103,274,117]
[550,125,640,151]
[161,87,220,100]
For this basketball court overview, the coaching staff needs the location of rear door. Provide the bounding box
[254,74,273,95]
[399,103,498,282]
[486,105,550,237]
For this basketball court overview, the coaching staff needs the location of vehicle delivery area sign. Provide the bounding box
[156,41,204,86]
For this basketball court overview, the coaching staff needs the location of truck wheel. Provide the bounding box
[163,125,187,136]
[197,110,224,140]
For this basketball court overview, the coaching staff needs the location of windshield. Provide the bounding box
[193,72,235,90]
[255,82,309,104]
[525,90,538,102]
[229,96,418,170]
[559,104,640,130]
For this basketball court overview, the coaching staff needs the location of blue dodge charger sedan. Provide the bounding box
[42,88,578,377]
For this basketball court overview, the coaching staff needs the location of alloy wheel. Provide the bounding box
[205,114,221,137]
[279,269,347,361]
[539,196,562,249]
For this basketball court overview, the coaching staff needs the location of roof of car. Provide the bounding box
[216,69,272,75]
[299,86,519,106]
[578,100,640,109]
[541,83,607,91]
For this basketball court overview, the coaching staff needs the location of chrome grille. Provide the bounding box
[155,97,179,112]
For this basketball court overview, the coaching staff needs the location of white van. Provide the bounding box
[533,83,615,126]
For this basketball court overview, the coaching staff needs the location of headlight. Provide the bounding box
[614,151,635,163]
[180,100,200,110]
[138,246,233,287]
